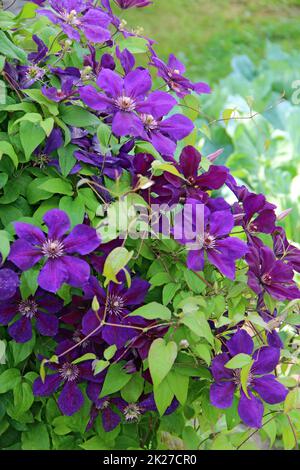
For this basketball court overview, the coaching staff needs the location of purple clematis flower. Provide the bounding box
[42,77,75,102]
[0,268,19,301]
[8,209,100,293]
[150,52,210,98]
[79,68,177,138]
[87,381,178,431]
[33,350,97,416]
[164,146,229,199]
[82,275,150,348]
[246,245,300,301]
[0,289,62,343]
[33,127,63,168]
[176,203,249,279]
[114,0,152,8]
[232,191,276,237]
[210,329,288,428]
[272,226,300,273]
[38,1,112,43]
[138,93,194,156]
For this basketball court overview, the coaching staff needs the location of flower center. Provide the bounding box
[99,400,110,410]
[248,222,258,233]
[26,66,42,79]
[19,299,38,319]
[72,330,89,349]
[261,273,272,285]
[33,153,50,168]
[123,404,141,422]
[115,95,136,112]
[63,9,80,26]
[232,369,254,387]
[203,232,216,249]
[59,362,80,382]
[140,114,158,130]
[41,239,65,259]
[107,294,125,318]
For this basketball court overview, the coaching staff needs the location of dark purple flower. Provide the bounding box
[33,353,96,416]
[210,329,288,428]
[138,93,194,156]
[246,245,300,301]
[177,203,248,279]
[272,226,300,273]
[150,53,210,98]
[114,0,152,8]
[8,209,101,293]
[38,1,112,43]
[0,269,19,301]
[33,128,63,168]
[232,191,276,238]
[0,289,62,343]
[42,77,75,102]
[82,275,150,348]
[87,381,178,431]
[164,146,229,198]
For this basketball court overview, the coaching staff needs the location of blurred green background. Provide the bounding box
[123,0,300,82]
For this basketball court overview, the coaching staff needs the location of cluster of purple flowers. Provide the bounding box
[1,0,299,432]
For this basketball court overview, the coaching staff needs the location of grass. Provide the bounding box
[121,0,300,83]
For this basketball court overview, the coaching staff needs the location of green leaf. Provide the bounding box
[20,268,39,298]
[104,345,117,361]
[121,373,144,403]
[103,247,133,287]
[0,230,11,262]
[128,302,171,321]
[118,36,148,54]
[194,343,211,366]
[93,360,109,375]
[97,122,112,153]
[225,353,252,369]
[41,117,54,136]
[240,360,254,398]
[148,339,177,388]
[100,362,131,397]
[163,283,180,305]
[10,333,36,365]
[181,311,214,345]
[20,121,45,161]
[0,141,18,167]
[0,31,27,62]
[284,389,300,413]
[0,368,21,393]
[72,353,96,365]
[21,423,50,450]
[0,340,6,364]
[60,105,100,128]
[24,89,59,116]
[58,145,77,177]
[59,196,85,227]
[166,371,189,405]
[184,269,206,294]
[39,178,73,196]
[80,436,107,450]
[153,377,174,416]
[13,382,34,414]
